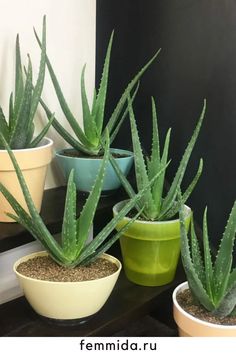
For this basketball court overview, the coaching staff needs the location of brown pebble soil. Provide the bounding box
[62,149,129,159]
[17,255,118,282]
[177,289,236,326]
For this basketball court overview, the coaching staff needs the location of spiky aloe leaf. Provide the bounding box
[149,97,161,171]
[39,97,97,154]
[76,131,110,256]
[94,31,114,135]
[109,82,139,146]
[104,49,161,137]
[202,208,214,301]
[179,202,215,311]
[213,283,236,318]
[27,15,46,135]
[81,65,98,145]
[34,28,94,149]
[79,163,169,265]
[148,99,171,215]
[190,215,206,286]
[213,201,236,304]
[162,159,203,220]
[61,170,77,261]
[160,100,206,219]
[0,134,67,263]
[80,208,143,266]
[13,34,24,120]
[8,93,14,130]
[28,113,54,148]
[109,154,142,213]
[128,96,157,219]
[10,56,33,148]
[0,107,9,143]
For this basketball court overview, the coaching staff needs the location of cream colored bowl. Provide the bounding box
[14,251,121,320]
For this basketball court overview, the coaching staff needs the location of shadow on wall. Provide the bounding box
[96,0,236,246]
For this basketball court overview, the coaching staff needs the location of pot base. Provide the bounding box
[124,267,175,287]
[39,313,94,327]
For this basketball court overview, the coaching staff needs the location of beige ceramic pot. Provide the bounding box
[173,282,236,336]
[0,137,53,222]
[14,251,122,320]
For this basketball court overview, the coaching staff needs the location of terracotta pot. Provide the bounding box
[173,281,236,336]
[0,137,53,222]
[113,201,191,286]
[14,251,121,321]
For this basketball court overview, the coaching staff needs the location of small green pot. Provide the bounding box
[113,201,191,286]
[55,148,133,194]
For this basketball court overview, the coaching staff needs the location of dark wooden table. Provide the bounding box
[0,187,182,336]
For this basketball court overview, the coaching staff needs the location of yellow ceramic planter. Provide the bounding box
[173,282,236,336]
[14,251,121,320]
[113,201,191,286]
[0,137,53,222]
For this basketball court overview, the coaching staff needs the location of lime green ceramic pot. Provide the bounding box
[113,201,191,286]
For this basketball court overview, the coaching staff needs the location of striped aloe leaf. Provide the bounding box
[179,199,236,318]
[34,27,160,156]
[0,130,165,268]
[110,97,205,221]
[0,16,53,149]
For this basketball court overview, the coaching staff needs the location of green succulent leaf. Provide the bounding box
[76,132,110,256]
[128,96,157,219]
[1,17,52,149]
[81,65,98,145]
[160,100,206,219]
[202,208,214,301]
[35,24,160,156]
[94,31,114,136]
[213,201,236,304]
[179,202,215,311]
[61,170,77,261]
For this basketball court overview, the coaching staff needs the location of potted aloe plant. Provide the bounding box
[0,132,166,321]
[112,97,206,286]
[34,26,160,194]
[173,200,236,336]
[0,16,53,222]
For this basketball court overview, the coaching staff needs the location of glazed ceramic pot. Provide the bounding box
[0,137,53,222]
[113,201,191,286]
[14,251,121,321]
[55,148,133,194]
[173,282,236,336]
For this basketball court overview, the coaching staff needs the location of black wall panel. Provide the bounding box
[96,0,236,245]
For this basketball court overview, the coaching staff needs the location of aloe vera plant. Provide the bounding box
[0,132,166,267]
[34,28,160,156]
[110,97,206,221]
[0,16,53,150]
[179,200,236,318]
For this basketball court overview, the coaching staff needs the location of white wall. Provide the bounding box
[0,0,96,188]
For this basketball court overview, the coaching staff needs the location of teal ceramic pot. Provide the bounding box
[113,200,191,286]
[55,148,133,193]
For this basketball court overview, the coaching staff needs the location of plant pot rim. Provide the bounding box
[0,137,53,153]
[55,147,133,160]
[113,200,191,225]
[173,281,236,329]
[13,251,122,285]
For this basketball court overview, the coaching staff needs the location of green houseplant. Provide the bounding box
[34,26,160,193]
[0,132,166,321]
[0,16,54,222]
[113,97,206,286]
[173,200,236,336]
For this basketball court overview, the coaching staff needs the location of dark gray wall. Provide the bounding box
[96,0,236,245]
